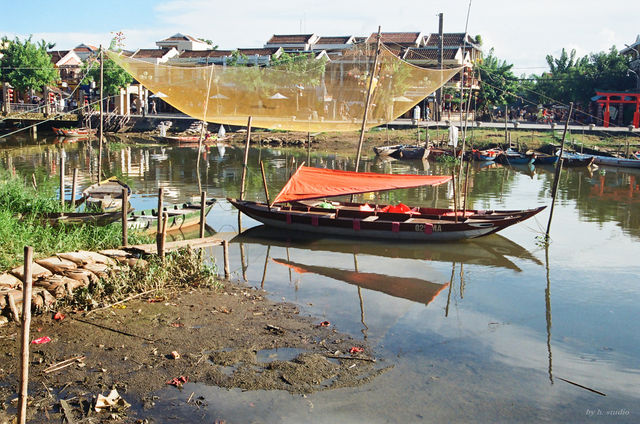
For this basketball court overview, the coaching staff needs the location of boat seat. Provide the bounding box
[362,216,379,222]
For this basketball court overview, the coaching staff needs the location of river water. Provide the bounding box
[2,134,639,423]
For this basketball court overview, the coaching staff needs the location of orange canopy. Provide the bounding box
[271,166,451,204]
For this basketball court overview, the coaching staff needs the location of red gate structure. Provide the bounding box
[596,91,640,128]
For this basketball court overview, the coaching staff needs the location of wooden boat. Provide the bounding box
[127,200,216,235]
[557,151,595,168]
[373,144,429,160]
[472,148,502,162]
[153,133,230,145]
[52,127,97,137]
[531,151,559,165]
[39,211,121,226]
[272,258,448,305]
[82,177,131,211]
[229,166,546,242]
[497,148,535,165]
[586,154,640,169]
[428,147,460,160]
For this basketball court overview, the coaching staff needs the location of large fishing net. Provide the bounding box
[108,44,460,132]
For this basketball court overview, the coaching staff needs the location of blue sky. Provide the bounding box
[2,0,639,72]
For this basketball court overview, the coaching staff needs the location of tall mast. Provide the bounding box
[354,26,382,173]
[436,13,444,122]
[97,45,104,183]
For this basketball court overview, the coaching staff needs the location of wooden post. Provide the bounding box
[504,105,508,145]
[31,173,37,191]
[121,188,128,247]
[307,132,311,163]
[98,45,104,183]
[545,102,574,242]
[71,168,78,208]
[260,161,271,207]
[462,158,471,214]
[354,26,382,173]
[18,246,33,424]
[156,188,164,254]
[239,116,252,200]
[59,151,65,208]
[223,240,230,279]
[451,169,458,223]
[199,191,206,239]
[159,212,168,260]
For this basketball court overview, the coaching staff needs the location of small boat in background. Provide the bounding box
[586,154,640,169]
[557,151,595,168]
[373,144,429,160]
[472,148,502,162]
[82,177,131,211]
[52,127,97,137]
[127,200,216,235]
[497,148,535,165]
[39,211,122,227]
[531,151,559,165]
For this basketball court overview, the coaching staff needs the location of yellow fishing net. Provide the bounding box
[108,44,460,132]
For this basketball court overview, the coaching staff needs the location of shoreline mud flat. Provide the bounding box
[0,282,388,422]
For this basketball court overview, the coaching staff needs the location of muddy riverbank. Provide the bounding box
[0,281,387,422]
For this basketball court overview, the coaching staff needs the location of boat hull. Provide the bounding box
[127,202,215,235]
[229,199,545,242]
[374,145,428,160]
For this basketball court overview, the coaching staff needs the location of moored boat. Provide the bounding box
[472,148,502,162]
[52,127,97,137]
[497,148,535,165]
[373,144,429,160]
[531,151,559,165]
[229,166,545,242]
[39,211,122,227]
[82,177,131,211]
[557,151,596,167]
[586,154,640,169]
[127,200,216,235]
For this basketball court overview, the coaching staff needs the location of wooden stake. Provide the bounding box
[504,105,508,145]
[59,151,65,208]
[18,246,33,424]
[545,102,574,242]
[156,187,164,244]
[462,158,471,214]
[159,212,168,260]
[451,169,458,223]
[98,45,104,183]
[31,173,37,191]
[71,168,78,208]
[354,26,382,173]
[199,191,206,239]
[121,188,128,247]
[240,116,252,200]
[260,161,270,208]
[223,240,230,279]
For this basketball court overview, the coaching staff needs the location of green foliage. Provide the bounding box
[0,36,59,92]
[476,49,518,116]
[533,47,634,105]
[271,52,327,87]
[81,54,132,97]
[0,170,150,272]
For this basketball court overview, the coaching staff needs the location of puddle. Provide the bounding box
[256,347,305,363]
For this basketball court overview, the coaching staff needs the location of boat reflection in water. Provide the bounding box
[272,258,449,305]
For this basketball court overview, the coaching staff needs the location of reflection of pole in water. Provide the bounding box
[353,254,368,338]
[459,262,465,299]
[260,245,271,289]
[445,262,456,317]
[545,246,554,384]
[286,247,292,283]
[239,243,247,282]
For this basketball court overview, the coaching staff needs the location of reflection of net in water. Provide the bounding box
[108,45,461,132]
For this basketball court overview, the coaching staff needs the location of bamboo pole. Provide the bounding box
[462,158,471,214]
[98,45,103,183]
[223,240,230,279]
[199,191,206,239]
[451,169,458,223]
[121,188,128,247]
[545,102,574,242]
[59,151,65,208]
[71,168,78,208]
[240,116,253,200]
[18,246,33,424]
[354,26,382,173]
[31,173,37,191]
[156,188,164,254]
[159,212,168,260]
[260,161,270,208]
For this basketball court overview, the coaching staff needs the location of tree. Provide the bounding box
[476,48,518,118]
[0,36,58,95]
[81,53,132,111]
